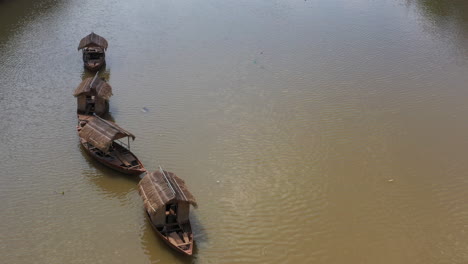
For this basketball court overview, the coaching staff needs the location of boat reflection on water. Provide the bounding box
[411,0,468,53]
[79,148,140,200]
[81,65,111,81]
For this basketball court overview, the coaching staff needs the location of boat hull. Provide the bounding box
[79,138,145,175]
[146,212,194,256]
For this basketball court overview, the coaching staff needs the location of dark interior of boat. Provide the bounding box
[87,53,103,60]
[85,141,140,168]
[155,204,192,250]
[85,95,95,115]
[83,48,104,62]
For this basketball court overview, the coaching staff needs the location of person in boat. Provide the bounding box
[166,204,177,224]
[161,205,177,233]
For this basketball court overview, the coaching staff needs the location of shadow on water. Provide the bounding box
[78,141,142,199]
[412,0,468,18]
[0,0,65,45]
[409,0,468,55]
[80,65,111,81]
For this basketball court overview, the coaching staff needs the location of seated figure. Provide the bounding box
[166,204,177,224]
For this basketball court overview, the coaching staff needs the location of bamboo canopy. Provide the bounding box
[78,116,135,153]
[73,77,113,100]
[78,32,108,50]
[138,170,197,215]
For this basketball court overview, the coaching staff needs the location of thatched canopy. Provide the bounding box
[139,169,197,214]
[78,116,135,153]
[78,32,108,50]
[73,77,113,100]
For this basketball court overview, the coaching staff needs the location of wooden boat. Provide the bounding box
[74,73,112,117]
[77,115,146,175]
[78,32,108,71]
[138,168,198,255]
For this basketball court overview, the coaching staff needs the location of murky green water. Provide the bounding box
[1,0,468,263]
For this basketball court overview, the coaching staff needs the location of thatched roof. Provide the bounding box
[78,32,108,50]
[73,77,113,100]
[138,169,197,213]
[78,116,135,153]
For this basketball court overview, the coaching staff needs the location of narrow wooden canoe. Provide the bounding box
[146,212,194,256]
[80,137,146,175]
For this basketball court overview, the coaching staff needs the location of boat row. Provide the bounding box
[75,33,198,256]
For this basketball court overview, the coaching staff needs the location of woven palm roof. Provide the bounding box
[78,32,108,50]
[73,77,113,100]
[78,116,135,153]
[138,169,197,214]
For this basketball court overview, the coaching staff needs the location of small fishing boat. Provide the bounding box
[78,32,108,71]
[138,168,197,255]
[77,115,145,175]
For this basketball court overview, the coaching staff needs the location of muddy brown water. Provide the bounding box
[1,0,468,263]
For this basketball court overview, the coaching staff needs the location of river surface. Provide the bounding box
[1,0,468,263]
